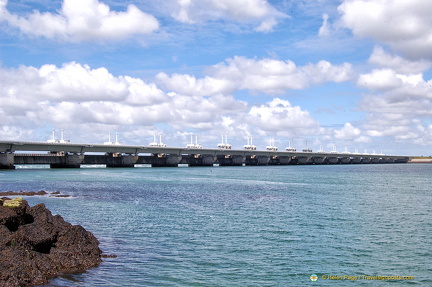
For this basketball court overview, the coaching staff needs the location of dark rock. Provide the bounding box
[0,200,102,287]
[0,190,73,198]
[101,254,117,258]
[0,190,48,197]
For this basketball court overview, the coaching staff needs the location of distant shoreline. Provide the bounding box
[408,157,432,163]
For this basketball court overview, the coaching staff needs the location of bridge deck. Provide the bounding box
[0,140,410,169]
[0,140,409,159]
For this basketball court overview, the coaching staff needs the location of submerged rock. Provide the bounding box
[0,190,48,196]
[0,190,71,197]
[0,199,102,287]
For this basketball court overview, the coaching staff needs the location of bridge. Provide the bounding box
[0,140,410,169]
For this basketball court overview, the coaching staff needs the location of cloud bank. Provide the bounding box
[0,0,159,42]
[170,0,286,32]
[1,57,351,146]
[157,57,353,95]
[338,0,432,60]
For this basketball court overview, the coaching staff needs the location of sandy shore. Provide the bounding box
[408,158,432,163]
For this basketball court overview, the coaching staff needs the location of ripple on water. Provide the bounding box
[2,164,430,286]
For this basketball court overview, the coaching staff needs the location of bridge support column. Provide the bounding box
[395,157,409,163]
[340,157,351,164]
[217,155,244,166]
[0,153,15,169]
[151,154,182,167]
[106,153,138,168]
[312,156,326,164]
[327,157,340,164]
[245,155,269,166]
[188,154,214,167]
[50,153,84,168]
[269,155,294,165]
[297,156,313,164]
[278,156,295,165]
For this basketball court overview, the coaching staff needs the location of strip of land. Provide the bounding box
[408,157,432,163]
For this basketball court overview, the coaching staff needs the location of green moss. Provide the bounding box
[3,197,23,208]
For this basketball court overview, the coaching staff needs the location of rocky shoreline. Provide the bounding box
[0,197,102,287]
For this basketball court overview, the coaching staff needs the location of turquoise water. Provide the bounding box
[1,164,431,286]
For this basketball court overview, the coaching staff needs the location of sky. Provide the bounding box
[1,0,431,156]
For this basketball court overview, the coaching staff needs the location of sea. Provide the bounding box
[0,163,431,286]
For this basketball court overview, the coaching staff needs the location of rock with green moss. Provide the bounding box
[0,199,102,287]
[3,197,23,208]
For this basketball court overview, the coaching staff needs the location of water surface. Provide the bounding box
[1,164,430,286]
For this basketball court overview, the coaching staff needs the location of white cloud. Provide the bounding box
[0,62,251,145]
[357,69,403,91]
[157,57,353,96]
[1,63,170,125]
[338,0,432,60]
[362,113,421,138]
[214,57,353,93]
[155,72,234,97]
[302,60,353,84]
[369,46,431,74]
[0,125,34,140]
[330,116,432,150]
[170,0,286,32]
[0,0,159,42]
[355,62,432,147]
[255,17,278,33]
[334,122,369,142]
[1,62,176,108]
[358,68,432,106]
[411,123,432,146]
[319,13,330,37]
[356,67,432,146]
[247,98,320,135]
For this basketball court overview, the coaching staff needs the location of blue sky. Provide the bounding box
[1,0,432,156]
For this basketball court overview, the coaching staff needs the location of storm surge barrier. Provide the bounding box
[0,140,410,169]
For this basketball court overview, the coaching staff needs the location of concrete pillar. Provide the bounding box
[188,154,214,167]
[50,153,84,168]
[327,157,340,164]
[257,155,270,165]
[244,155,258,166]
[151,154,182,167]
[297,156,313,164]
[245,155,269,166]
[217,155,244,166]
[312,156,326,164]
[288,157,298,165]
[106,153,138,168]
[278,156,295,165]
[0,153,15,169]
[269,155,295,165]
[340,157,351,164]
[394,157,409,163]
